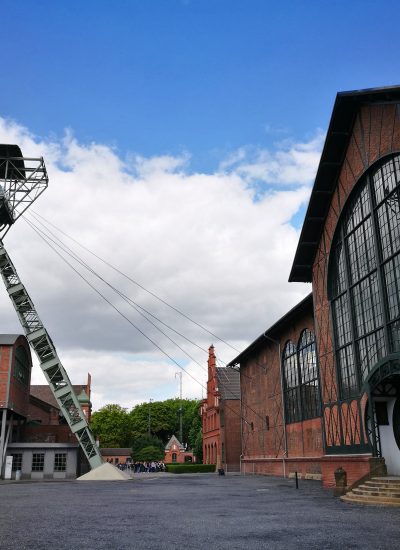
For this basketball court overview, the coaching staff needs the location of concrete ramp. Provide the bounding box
[77,462,131,481]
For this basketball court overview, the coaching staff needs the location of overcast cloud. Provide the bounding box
[0,118,320,410]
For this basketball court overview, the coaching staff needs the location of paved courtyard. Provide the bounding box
[0,473,399,549]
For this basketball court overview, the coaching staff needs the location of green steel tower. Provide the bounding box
[0,145,103,470]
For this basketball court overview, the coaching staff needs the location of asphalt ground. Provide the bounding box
[0,473,399,550]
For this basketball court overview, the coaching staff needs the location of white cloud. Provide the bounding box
[219,131,325,186]
[0,118,321,410]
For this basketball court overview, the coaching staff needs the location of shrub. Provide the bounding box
[165,464,215,474]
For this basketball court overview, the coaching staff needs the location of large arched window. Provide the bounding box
[283,331,320,424]
[298,329,319,419]
[329,154,400,399]
[283,341,300,423]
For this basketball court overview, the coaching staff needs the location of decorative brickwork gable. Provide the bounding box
[201,345,241,471]
[164,435,195,463]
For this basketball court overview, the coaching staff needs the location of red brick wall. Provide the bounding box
[241,306,317,467]
[202,345,222,465]
[320,455,386,489]
[241,457,322,478]
[222,399,241,469]
[0,345,12,407]
[286,418,323,457]
[164,448,195,463]
[102,452,132,464]
[0,337,32,417]
[28,401,60,425]
[22,424,75,443]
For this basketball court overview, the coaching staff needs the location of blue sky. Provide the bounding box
[2,0,399,172]
[1,1,399,408]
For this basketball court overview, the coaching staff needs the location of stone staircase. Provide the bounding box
[341,477,400,506]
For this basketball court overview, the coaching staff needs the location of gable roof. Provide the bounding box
[165,435,184,451]
[30,384,89,410]
[289,85,400,283]
[227,293,313,367]
[216,367,240,400]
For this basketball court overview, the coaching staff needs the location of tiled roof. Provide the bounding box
[289,85,400,282]
[165,435,184,450]
[100,448,132,456]
[216,367,240,400]
[29,384,88,410]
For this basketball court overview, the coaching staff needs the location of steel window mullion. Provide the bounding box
[384,192,395,256]
[368,172,391,354]
[297,343,304,422]
[342,225,362,394]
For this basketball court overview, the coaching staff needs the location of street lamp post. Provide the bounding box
[148,398,153,436]
[175,372,183,443]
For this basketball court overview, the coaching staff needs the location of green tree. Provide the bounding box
[193,428,203,463]
[187,404,202,461]
[129,398,201,445]
[91,398,202,451]
[132,434,164,459]
[135,445,164,462]
[90,404,131,447]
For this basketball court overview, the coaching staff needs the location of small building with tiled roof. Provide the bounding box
[100,448,132,466]
[164,434,195,464]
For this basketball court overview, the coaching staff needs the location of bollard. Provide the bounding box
[334,467,347,496]
[295,471,299,489]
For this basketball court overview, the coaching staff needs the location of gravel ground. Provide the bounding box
[0,473,399,549]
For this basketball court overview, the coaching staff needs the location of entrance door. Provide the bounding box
[364,358,400,475]
[378,397,400,475]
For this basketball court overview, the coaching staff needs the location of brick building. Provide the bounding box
[101,448,132,465]
[228,86,400,489]
[201,345,241,472]
[164,434,195,463]
[0,333,93,479]
[228,295,323,479]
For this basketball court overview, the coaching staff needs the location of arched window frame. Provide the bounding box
[283,340,301,423]
[298,329,320,420]
[329,154,400,399]
[282,330,320,424]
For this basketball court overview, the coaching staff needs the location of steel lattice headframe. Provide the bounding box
[0,144,48,238]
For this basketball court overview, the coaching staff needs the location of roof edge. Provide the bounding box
[289,85,400,283]
[227,293,313,367]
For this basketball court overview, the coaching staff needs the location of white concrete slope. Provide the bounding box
[77,462,131,481]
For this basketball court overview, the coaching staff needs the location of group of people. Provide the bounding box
[117,461,166,473]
